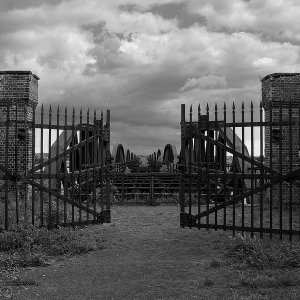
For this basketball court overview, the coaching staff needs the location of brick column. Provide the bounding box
[0,71,39,194]
[262,73,300,205]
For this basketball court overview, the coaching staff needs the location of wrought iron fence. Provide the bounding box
[179,101,300,240]
[0,102,112,230]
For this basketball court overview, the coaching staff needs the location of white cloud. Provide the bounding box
[180,75,227,91]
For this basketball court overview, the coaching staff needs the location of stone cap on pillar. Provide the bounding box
[261,73,300,82]
[261,72,300,109]
[0,70,40,80]
[0,70,39,106]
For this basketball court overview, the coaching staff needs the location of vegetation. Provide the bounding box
[226,233,300,270]
[0,225,103,268]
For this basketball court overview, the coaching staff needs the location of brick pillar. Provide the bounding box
[0,71,39,194]
[262,73,300,205]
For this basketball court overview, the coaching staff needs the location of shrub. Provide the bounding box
[0,225,101,268]
[226,233,300,270]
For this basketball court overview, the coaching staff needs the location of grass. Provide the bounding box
[0,224,104,298]
[0,205,299,299]
[226,233,300,270]
[209,259,222,268]
[203,278,215,287]
[238,272,299,288]
[0,225,102,268]
[0,190,105,230]
[226,233,300,299]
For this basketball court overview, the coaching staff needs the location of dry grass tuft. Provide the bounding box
[226,233,300,270]
[0,225,102,268]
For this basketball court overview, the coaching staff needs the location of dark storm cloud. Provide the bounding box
[118,4,139,13]
[0,0,71,11]
[1,0,300,155]
[147,2,206,28]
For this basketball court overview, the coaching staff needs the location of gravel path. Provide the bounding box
[14,206,239,299]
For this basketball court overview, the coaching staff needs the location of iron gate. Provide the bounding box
[0,102,112,230]
[179,102,300,240]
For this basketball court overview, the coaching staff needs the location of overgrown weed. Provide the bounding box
[0,225,101,268]
[226,233,300,269]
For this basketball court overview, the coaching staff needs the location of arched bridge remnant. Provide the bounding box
[112,144,138,164]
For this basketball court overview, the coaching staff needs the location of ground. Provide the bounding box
[3,205,300,299]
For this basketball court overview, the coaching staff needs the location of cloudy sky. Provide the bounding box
[1,0,300,155]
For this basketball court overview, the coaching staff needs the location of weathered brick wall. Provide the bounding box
[0,71,39,190]
[262,73,300,204]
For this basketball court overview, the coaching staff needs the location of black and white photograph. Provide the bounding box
[0,1,300,299]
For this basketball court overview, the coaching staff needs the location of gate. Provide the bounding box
[179,102,300,240]
[0,102,112,230]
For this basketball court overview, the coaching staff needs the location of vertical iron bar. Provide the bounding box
[214,104,218,230]
[86,109,90,223]
[31,102,36,225]
[40,105,44,227]
[188,105,192,221]
[93,110,97,220]
[121,173,124,203]
[241,102,245,236]
[198,104,201,230]
[71,107,75,226]
[78,108,83,225]
[232,102,236,236]
[259,101,263,239]
[206,104,210,228]
[63,107,67,226]
[48,105,52,229]
[100,111,104,215]
[250,101,254,238]
[106,110,111,218]
[149,175,154,205]
[180,104,186,226]
[223,103,227,230]
[56,106,60,226]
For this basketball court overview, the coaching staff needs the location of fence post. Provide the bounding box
[262,73,300,206]
[149,175,154,205]
[0,71,39,228]
[179,104,186,226]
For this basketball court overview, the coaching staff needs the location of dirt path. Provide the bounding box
[12,206,300,299]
